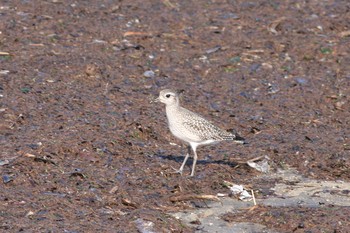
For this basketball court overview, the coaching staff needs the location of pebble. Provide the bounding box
[143,70,155,78]
[3,174,13,183]
[295,77,308,85]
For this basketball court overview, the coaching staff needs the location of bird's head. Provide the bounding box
[155,89,183,106]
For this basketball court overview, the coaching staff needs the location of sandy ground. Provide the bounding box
[1,0,349,232]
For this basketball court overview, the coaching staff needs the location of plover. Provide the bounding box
[155,89,245,176]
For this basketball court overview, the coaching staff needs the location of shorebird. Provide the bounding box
[155,89,245,176]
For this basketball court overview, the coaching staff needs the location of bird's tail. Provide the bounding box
[234,135,247,144]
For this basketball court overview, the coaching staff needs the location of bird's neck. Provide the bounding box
[165,103,180,118]
[166,103,179,111]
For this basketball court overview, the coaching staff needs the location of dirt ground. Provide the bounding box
[1,0,349,232]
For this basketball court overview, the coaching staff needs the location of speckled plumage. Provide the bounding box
[156,89,245,176]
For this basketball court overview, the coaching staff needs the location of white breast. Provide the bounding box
[166,107,202,143]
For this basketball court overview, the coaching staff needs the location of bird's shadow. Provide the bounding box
[156,152,239,167]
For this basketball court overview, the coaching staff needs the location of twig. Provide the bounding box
[247,156,265,163]
[109,184,119,194]
[104,82,109,95]
[170,194,219,202]
[251,190,257,206]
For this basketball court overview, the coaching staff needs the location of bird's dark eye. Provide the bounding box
[165,94,171,98]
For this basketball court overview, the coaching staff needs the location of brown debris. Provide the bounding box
[121,198,139,208]
[169,194,220,202]
[123,31,152,37]
[339,30,350,37]
[267,17,286,34]
[1,1,349,232]
[109,185,119,194]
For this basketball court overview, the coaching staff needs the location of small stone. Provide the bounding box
[295,77,308,85]
[143,70,155,78]
[249,63,261,73]
[206,46,221,54]
[0,160,10,166]
[0,70,10,75]
[267,83,279,94]
[210,102,220,112]
[3,174,13,183]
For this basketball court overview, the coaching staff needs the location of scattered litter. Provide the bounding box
[33,156,56,164]
[247,156,270,173]
[92,39,107,43]
[42,192,67,198]
[0,159,10,166]
[122,198,138,208]
[3,174,14,183]
[0,70,10,75]
[229,56,241,63]
[268,17,286,34]
[295,77,308,85]
[229,184,253,201]
[199,55,209,63]
[251,190,257,205]
[250,127,261,134]
[217,193,227,197]
[262,63,273,69]
[170,194,219,202]
[29,43,45,47]
[135,218,156,233]
[267,83,280,94]
[223,181,251,201]
[25,211,35,218]
[25,153,57,165]
[109,184,119,194]
[114,39,145,51]
[24,153,36,158]
[249,63,261,73]
[123,31,151,37]
[335,101,346,110]
[0,156,19,165]
[126,18,140,28]
[205,46,221,54]
[21,87,31,94]
[162,0,177,9]
[69,168,87,179]
[339,30,350,37]
[223,65,238,73]
[344,144,350,150]
[320,47,332,55]
[27,142,42,150]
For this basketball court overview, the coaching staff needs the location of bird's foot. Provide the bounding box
[170,166,183,175]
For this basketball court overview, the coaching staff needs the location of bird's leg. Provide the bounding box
[173,145,191,175]
[190,146,198,177]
